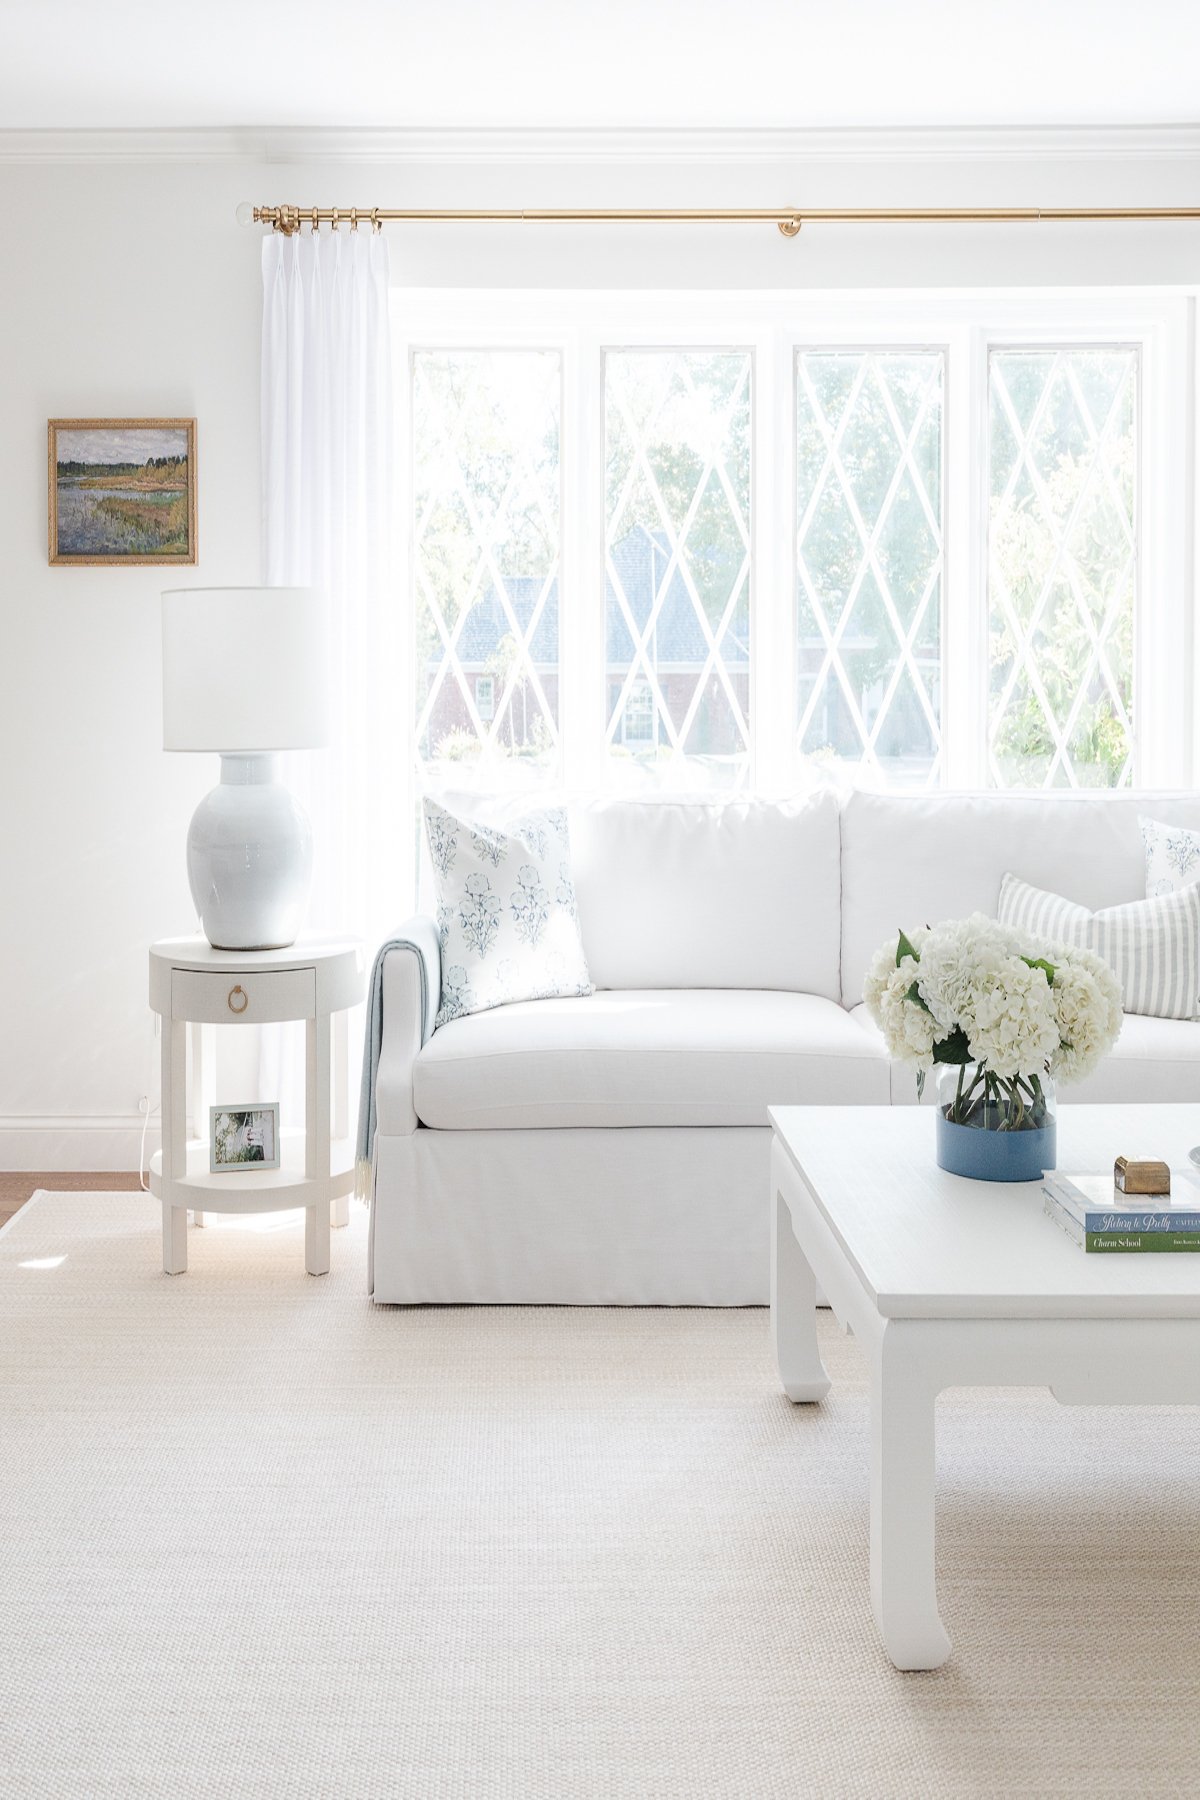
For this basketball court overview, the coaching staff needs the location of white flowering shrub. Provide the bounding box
[863,913,1122,1130]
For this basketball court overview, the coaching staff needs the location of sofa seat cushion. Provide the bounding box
[848,1002,1200,1106]
[413,989,890,1130]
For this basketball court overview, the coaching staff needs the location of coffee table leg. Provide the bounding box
[869,1326,951,1671]
[771,1187,831,1403]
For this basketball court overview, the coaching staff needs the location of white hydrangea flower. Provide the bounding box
[914,913,1021,1036]
[966,954,1060,1078]
[1046,943,1124,1085]
[862,914,1122,1100]
[862,939,899,1022]
[862,926,930,1022]
[877,961,939,1067]
[863,928,938,1067]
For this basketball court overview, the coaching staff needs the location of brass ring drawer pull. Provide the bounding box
[227,984,249,1015]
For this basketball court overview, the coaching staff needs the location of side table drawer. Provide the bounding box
[171,967,316,1025]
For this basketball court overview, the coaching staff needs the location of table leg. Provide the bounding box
[771,1185,831,1403]
[190,1021,215,1229]
[161,1016,188,1276]
[331,1008,350,1231]
[869,1323,951,1670]
[305,1015,331,1276]
[163,1204,188,1273]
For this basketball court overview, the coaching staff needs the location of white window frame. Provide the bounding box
[392,287,1193,817]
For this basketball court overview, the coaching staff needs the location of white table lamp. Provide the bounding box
[162,586,330,950]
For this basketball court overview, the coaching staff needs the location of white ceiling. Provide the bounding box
[1,0,1198,132]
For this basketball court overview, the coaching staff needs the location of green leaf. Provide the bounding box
[932,1026,971,1065]
[896,928,921,967]
[905,980,933,1015]
[1022,955,1056,986]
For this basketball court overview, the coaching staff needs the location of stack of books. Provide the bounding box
[1043,1170,1200,1253]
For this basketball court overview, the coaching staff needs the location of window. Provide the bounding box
[411,348,560,781]
[795,349,943,784]
[987,346,1137,789]
[396,292,1189,844]
[620,678,655,745]
[604,349,752,786]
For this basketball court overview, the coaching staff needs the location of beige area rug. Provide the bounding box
[2,1194,1199,1800]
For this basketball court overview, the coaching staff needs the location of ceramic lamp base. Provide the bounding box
[186,753,313,951]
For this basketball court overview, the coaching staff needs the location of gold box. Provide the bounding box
[1114,1156,1171,1196]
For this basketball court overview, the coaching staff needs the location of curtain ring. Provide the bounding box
[350,207,358,232]
[311,206,319,234]
[331,207,340,231]
[371,208,381,234]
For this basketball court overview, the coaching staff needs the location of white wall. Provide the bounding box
[0,132,1197,1166]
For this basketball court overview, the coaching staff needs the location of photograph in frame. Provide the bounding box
[209,1104,281,1174]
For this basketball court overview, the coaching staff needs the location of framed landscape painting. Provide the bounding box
[48,417,197,565]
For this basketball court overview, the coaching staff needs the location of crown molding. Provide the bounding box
[1,123,1199,167]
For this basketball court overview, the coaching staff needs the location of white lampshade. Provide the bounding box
[161,586,330,752]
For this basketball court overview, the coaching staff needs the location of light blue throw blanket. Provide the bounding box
[355,918,441,1200]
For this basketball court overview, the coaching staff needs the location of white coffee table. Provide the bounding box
[769,1103,1200,1671]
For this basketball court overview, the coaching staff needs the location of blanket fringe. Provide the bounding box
[354,1157,374,1205]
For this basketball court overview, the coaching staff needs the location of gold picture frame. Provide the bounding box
[48,417,197,566]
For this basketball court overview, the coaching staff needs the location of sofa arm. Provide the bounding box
[374,918,441,1138]
[355,918,441,1192]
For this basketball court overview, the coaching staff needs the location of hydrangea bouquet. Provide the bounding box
[863,915,1122,1141]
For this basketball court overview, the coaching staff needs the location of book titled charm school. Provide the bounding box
[1044,1171,1200,1253]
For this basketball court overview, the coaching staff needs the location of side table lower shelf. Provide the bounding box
[149,1130,356,1275]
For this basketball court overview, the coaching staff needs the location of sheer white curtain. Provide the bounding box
[260,227,399,1119]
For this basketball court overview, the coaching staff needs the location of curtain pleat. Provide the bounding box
[259,229,397,1129]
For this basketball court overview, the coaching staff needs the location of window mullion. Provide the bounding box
[943,324,985,787]
[562,325,604,793]
[752,327,789,792]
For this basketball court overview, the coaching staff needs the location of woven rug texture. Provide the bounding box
[2,1191,1198,1799]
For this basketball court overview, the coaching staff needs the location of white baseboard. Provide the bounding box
[0,1117,160,1172]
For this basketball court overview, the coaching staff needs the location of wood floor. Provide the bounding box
[0,1173,139,1230]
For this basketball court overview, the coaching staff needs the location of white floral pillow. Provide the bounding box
[1142,815,1200,899]
[424,799,593,1029]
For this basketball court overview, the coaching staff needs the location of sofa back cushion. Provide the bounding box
[570,791,841,997]
[840,789,1200,1008]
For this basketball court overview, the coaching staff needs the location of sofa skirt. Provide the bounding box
[370,1125,773,1306]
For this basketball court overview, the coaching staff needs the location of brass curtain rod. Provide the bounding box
[248,202,1200,239]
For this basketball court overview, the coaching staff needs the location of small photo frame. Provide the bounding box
[48,417,197,565]
[209,1104,280,1174]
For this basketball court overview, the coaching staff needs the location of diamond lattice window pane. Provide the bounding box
[795,350,944,785]
[604,350,751,789]
[412,349,561,785]
[988,347,1137,789]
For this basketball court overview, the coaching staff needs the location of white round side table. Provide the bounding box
[148,935,366,1276]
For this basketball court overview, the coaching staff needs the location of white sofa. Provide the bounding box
[367,789,1200,1306]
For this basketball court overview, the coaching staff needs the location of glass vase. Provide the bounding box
[934,1062,1057,1183]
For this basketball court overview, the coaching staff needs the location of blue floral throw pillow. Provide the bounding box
[1142,815,1200,899]
[424,799,593,1029]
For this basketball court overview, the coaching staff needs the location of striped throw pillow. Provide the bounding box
[998,872,1200,1021]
